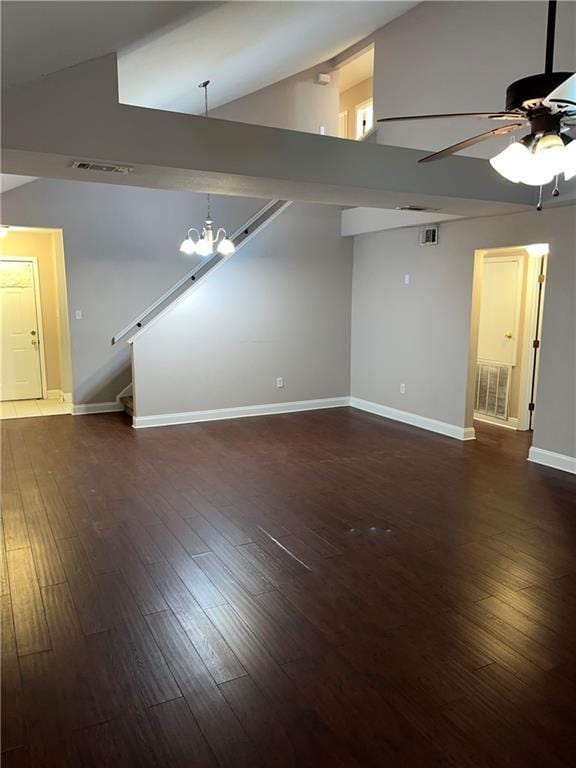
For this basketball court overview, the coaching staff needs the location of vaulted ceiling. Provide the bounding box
[1,1,417,112]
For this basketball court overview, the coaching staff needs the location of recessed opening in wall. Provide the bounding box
[0,226,73,420]
[467,243,548,443]
[337,45,374,140]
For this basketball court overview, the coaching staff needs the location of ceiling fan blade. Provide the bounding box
[543,73,576,111]
[418,123,525,163]
[377,111,525,123]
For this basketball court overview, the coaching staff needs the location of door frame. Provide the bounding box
[467,245,548,433]
[517,251,547,431]
[355,98,374,139]
[0,255,48,400]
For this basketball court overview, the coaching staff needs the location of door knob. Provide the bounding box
[504,332,513,339]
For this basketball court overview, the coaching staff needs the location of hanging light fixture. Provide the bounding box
[490,133,575,186]
[179,81,235,258]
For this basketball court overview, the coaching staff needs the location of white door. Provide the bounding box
[0,259,43,400]
[478,256,523,366]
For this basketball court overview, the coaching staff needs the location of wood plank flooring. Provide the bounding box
[1,408,576,767]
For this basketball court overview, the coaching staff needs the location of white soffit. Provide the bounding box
[341,207,462,237]
[0,174,38,193]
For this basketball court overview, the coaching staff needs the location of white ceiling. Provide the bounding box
[0,175,38,194]
[2,1,415,114]
[118,3,417,113]
[339,47,374,93]
[2,2,415,112]
[1,2,199,86]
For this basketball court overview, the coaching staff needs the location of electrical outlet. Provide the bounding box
[276,377,284,388]
[400,383,406,394]
[404,274,410,285]
[75,310,83,320]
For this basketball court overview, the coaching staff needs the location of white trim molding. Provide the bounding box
[72,401,124,416]
[46,389,63,401]
[349,397,475,441]
[528,447,576,474]
[132,397,349,429]
[474,413,519,430]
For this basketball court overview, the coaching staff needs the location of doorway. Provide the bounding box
[337,45,374,140]
[0,226,73,419]
[467,243,548,436]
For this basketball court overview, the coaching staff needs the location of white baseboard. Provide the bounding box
[474,413,519,430]
[46,389,63,401]
[62,392,72,403]
[349,397,475,441]
[72,401,125,416]
[132,397,349,429]
[528,447,576,474]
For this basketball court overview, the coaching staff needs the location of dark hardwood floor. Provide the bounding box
[2,407,576,767]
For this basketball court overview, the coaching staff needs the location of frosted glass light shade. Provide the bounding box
[179,237,196,255]
[217,238,235,256]
[489,143,531,183]
[195,238,213,257]
[517,156,555,186]
[534,134,567,176]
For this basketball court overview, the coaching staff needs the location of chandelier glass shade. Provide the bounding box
[490,134,576,186]
[179,80,236,258]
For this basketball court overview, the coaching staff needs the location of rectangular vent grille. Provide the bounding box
[475,362,511,420]
[419,225,439,246]
[72,161,133,174]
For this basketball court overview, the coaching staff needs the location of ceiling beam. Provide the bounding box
[1,54,535,215]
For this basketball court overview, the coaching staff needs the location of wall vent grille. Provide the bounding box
[72,161,133,174]
[475,362,511,420]
[419,225,439,246]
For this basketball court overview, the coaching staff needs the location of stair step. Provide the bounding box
[120,395,133,417]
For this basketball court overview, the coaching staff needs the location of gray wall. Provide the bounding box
[351,204,576,459]
[211,63,340,137]
[373,1,576,157]
[1,179,261,403]
[133,202,353,416]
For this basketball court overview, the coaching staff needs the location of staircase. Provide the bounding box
[112,199,293,421]
[120,395,134,417]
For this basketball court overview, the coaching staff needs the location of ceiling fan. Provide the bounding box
[377,0,576,208]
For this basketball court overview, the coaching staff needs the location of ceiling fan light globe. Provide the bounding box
[489,142,530,183]
[195,237,213,257]
[534,137,567,177]
[179,237,197,255]
[519,152,555,186]
[217,238,235,256]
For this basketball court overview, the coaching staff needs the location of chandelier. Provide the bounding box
[179,81,235,257]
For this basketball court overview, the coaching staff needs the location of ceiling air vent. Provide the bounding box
[72,160,133,174]
[419,225,439,246]
[395,204,439,212]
